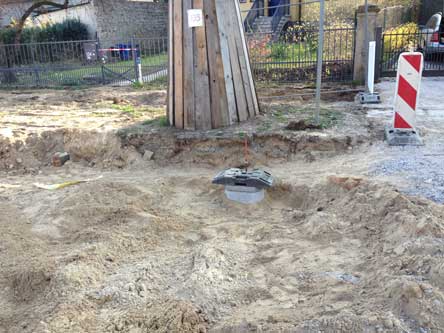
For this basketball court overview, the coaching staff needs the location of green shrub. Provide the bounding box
[270,43,287,60]
[383,22,419,52]
[0,19,89,44]
[43,19,89,42]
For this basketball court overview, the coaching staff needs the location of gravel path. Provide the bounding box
[366,77,444,203]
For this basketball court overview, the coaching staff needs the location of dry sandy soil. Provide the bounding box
[1,80,444,333]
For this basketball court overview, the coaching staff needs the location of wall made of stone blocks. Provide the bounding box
[93,0,168,41]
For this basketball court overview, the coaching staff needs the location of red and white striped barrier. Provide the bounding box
[99,48,138,52]
[392,52,424,130]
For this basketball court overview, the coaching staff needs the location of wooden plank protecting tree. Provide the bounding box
[168,0,259,130]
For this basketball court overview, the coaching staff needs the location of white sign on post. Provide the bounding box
[188,9,204,28]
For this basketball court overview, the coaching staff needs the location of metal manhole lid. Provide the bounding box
[212,168,273,189]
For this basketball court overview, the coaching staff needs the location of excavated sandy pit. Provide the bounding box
[1,84,444,332]
[1,168,444,333]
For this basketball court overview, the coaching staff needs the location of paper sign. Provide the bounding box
[188,9,204,28]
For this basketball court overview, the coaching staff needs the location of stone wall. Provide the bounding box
[1,0,168,41]
[32,3,98,39]
[0,1,31,27]
[377,5,411,30]
[353,4,381,83]
[93,0,168,41]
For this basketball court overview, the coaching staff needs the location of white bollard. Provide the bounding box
[368,41,376,94]
[358,41,380,104]
[136,57,143,84]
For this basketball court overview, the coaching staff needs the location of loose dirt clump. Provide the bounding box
[108,300,208,333]
[11,267,54,303]
[285,119,322,131]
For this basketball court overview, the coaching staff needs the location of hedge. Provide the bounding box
[0,19,89,45]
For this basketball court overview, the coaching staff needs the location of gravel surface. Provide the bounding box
[370,143,444,203]
[366,78,444,203]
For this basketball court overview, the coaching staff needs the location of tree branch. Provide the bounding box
[15,0,70,44]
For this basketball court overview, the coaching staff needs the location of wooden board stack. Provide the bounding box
[168,0,259,130]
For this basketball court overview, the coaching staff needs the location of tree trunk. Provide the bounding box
[168,0,259,130]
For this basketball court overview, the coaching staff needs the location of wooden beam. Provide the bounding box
[204,0,229,128]
[173,0,184,128]
[193,0,212,130]
[168,0,258,129]
[234,0,260,116]
[167,0,174,126]
[183,0,195,130]
[223,0,248,122]
[215,0,237,124]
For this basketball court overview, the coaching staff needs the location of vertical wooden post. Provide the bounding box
[168,0,259,130]
[183,0,195,129]
[264,0,269,17]
[167,0,175,126]
[173,0,184,129]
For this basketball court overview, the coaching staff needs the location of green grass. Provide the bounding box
[257,121,273,132]
[57,53,167,81]
[1,53,167,88]
[109,104,165,118]
[131,76,167,90]
[310,109,342,129]
[250,41,318,71]
[251,37,353,71]
[271,109,287,121]
[110,104,138,114]
[269,105,343,130]
[142,115,169,127]
[269,41,318,62]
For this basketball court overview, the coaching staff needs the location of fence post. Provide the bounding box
[374,27,382,82]
[95,37,100,62]
[131,37,143,84]
[35,68,41,87]
[314,0,325,124]
[97,38,106,85]
[353,4,381,84]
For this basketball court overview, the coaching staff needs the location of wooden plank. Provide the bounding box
[183,0,195,130]
[204,0,229,128]
[215,0,237,124]
[223,0,249,122]
[233,0,260,116]
[173,0,184,128]
[167,0,174,125]
[230,0,256,118]
[193,0,212,130]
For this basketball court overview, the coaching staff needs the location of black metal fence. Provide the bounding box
[0,37,168,87]
[381,30,444,76]
[247,26,356,82]
[0,26,356,88]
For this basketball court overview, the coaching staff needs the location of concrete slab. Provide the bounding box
[385,127,423,146]
[357,92,381,104]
